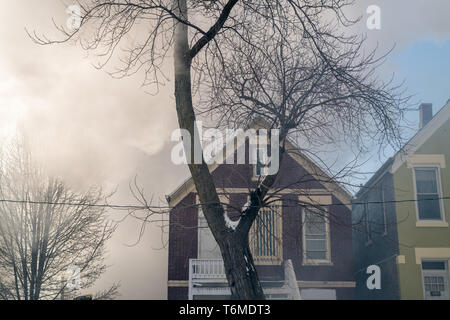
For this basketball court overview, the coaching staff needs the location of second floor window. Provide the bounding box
[249,205,282,264]
[254,146,267,177]
[414,167,443,221]
[303,208,330,263]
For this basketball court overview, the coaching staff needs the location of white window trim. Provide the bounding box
[302,207,332,266]
[411,164,446,226]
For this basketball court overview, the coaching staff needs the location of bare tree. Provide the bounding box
[0,138,118,300]
[31,0,409,299]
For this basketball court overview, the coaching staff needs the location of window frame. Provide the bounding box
[196,195,228,259]
[249,199,283,265]
[364,201,372,246]
[412,165,446,223]
[379,183,388,236]
[302,207,332,265]
[253,145,268,178]
[421,259,450,300]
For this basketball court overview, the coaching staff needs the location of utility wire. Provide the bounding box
[0,195,448,211]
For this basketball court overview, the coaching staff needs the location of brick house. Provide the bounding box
[166,134,355,300]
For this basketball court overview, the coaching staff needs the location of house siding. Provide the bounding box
[168,193,197,282]
[168,152,354,299]
[393,118,450,299]
[353,109,450,300]
[353,172,401,300]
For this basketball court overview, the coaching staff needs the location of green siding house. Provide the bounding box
[353,101,450,300]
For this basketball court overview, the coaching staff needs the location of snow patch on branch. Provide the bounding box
[224,212,240,230]
[242,201,251,213]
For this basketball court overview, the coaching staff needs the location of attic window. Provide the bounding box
[254,146,268,177]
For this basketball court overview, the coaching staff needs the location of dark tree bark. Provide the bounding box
[173,0,268,299]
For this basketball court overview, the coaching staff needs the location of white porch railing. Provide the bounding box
[190,259,226,281]
[188,259,301,300]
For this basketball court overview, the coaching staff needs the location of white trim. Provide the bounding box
[416,221,449,228]
[297,281,355,288]
[213,188,330,195]
[396,255,406,264]
[415,248,450,264]
[406,154,446,169]
[298,195,332,206]
[168,280,189,287]
[391,101,450,174]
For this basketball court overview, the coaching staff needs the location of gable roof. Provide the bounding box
[356,99,450,198]
[391,100,450,173]
[166,122,353,209]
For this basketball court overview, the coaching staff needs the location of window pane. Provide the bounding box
[306,234,326,240]
[306,251,327,260]
[306,239,327,251]
[415,169,438,194]
[422,261,446,270]
[305,213,326,235]
[250,206,280,260]
[417,194,441,220]
[304,209,328,261]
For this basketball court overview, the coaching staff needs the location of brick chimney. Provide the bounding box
[419,103,433,129]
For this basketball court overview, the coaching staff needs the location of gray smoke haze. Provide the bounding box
[1,0,450,299]
[0,1,188,299]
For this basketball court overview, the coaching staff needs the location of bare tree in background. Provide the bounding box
[32,0,409,299]
[0,138,118,300]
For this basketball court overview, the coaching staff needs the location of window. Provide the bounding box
[249,205,282,264]
[364,202,372,244]
[422,260,449,300]
[414,167,443,221]
[379,184,388,235]
[254,146,267,177]
[303,208,330,263]
[197,195,223,259]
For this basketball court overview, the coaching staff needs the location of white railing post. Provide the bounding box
[284,259,301,300]
[190,259,226,280]
[188,258,193,300]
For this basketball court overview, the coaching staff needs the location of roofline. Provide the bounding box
[356,99,450,196]
[391,100,450,173]
[355,157,393,199]
[166,121,353,209]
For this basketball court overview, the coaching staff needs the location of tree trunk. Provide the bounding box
[172,0,265,300]
[220,234,265,299]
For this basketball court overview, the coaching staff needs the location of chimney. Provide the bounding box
[419,103,433,129]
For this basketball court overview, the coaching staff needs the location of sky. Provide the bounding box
[0,1,449,299]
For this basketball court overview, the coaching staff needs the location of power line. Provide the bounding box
[0,195,448,211]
